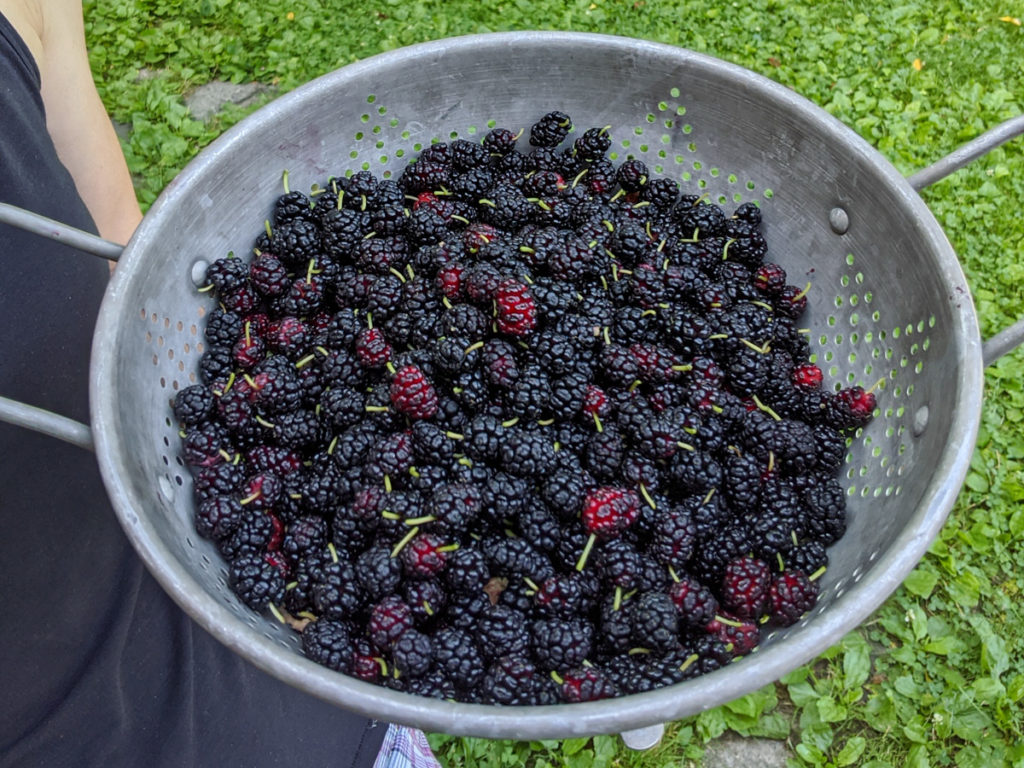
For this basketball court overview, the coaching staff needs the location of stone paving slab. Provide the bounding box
[184,80,272,120]
[701,733,792,767]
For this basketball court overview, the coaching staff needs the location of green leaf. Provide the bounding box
[781,665,812,686]
[695,707,728,740]
[894,675,919,698]
[968,614,1009,678]
[902,717,929,744]
[796,743,827,765]
[965,471,989,493]
[566,750,594,768]
[842,634,872,689]
[1009,744,1024,762]
[950,706,993,742]
[903,567,939,598]
[971,676,1005,704]
[787,680,820,708]
[947,570,981,607]
[908,604,928,641]
[591,735,616,768]
[836,736,867,766]
[725,693,759,718]
[801,721,835,752]
[907,744,932,768]
[955,745,996,768]
[922,636,958,655]
[1007,674,1024,703]
[746,711,791,740]
[816,696,848,722]
[562,738,588,756]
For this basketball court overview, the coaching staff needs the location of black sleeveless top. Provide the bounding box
[0,14,383,767]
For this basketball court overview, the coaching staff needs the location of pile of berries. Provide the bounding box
[174,110,876,705]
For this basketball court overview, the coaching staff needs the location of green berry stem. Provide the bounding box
[390,526,420,558]
[575,533,597,572]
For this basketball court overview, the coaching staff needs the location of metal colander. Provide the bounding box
[3,32,1023,740]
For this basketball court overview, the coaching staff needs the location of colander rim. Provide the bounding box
[90,30,984,738]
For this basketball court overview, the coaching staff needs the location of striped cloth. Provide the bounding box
[373,724,442,768]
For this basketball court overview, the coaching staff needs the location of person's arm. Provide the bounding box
[35,0,142,245]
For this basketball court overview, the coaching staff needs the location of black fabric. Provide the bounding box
[0,12,383,767]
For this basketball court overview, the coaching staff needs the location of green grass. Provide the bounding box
[84,1,1024,765]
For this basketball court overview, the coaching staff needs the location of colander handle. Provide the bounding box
[0,203,123,449]
[0,395,93,451]
[982,320,1024,367]
[905,115,1024,365]
[907,114,1024,192]
[0,203,123,261]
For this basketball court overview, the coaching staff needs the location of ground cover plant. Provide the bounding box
[84,0,1023,764]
